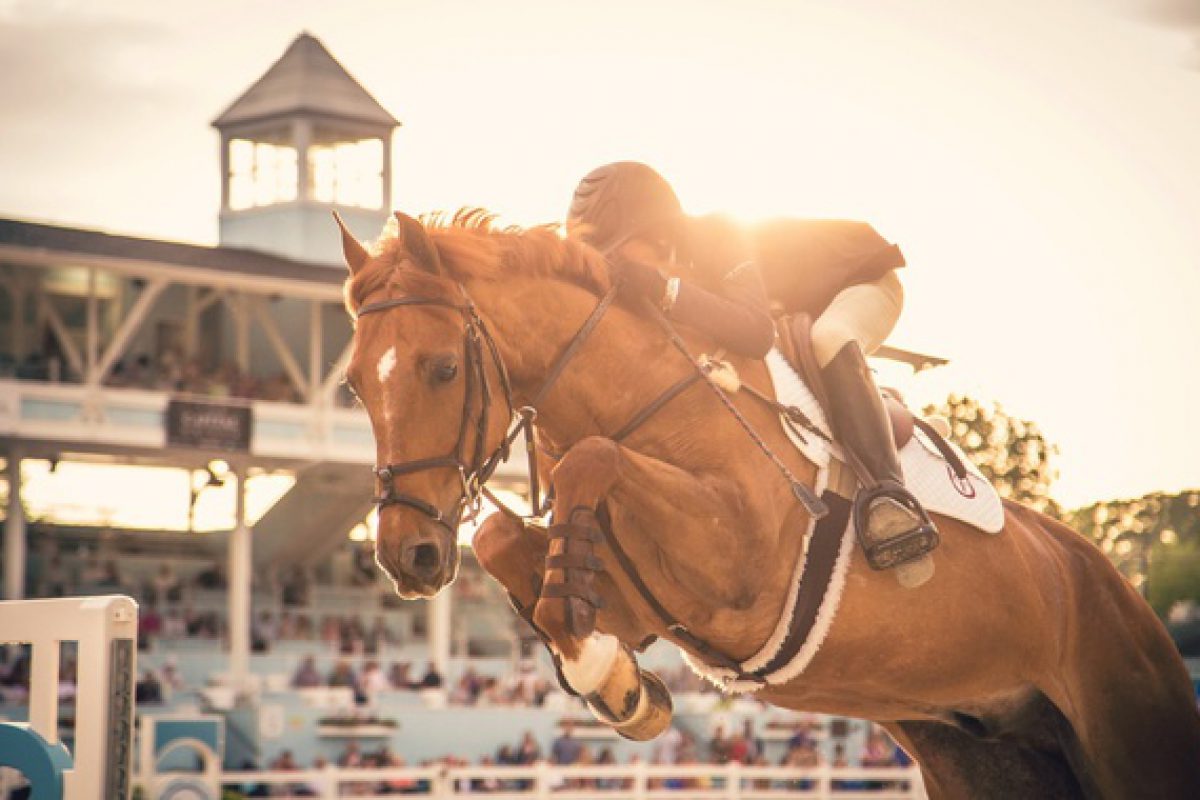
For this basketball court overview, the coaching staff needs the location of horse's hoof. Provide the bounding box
[895,554,935,589]
[614,669,673,741]
[577,640,642,725]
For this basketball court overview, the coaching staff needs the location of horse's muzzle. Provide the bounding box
[376,529,458,598]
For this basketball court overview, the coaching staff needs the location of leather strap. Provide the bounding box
[530,284,620,409]
[540,582,605,608]
[786,312,832,414]
[593,503,754,679]
[610,372,704,443]
[543,508,608,616]
[913,417,969,480]
[546,553,605,571]
[360,288,514,529]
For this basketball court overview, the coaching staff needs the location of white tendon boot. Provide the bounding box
[560,633,673,741]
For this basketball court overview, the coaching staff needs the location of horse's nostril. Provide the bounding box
[412,543,439,570]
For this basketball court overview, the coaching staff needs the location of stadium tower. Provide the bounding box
[0,33,491,694]
[213,32,398,263]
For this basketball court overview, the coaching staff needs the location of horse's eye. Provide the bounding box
[432,360,458,384]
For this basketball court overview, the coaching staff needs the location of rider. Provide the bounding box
[566,161,936,567]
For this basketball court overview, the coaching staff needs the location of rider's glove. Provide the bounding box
[612,256,667,305]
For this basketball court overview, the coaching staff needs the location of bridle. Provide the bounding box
[356,291,515,533]
[354,282,622,533]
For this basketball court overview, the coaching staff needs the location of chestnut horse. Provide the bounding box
[338,210,1200,799]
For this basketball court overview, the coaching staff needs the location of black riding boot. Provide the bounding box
[821,341,939,570]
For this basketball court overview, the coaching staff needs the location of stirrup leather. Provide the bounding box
[852,482,940,571]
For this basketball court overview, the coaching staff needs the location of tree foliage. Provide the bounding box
[920,395,1200,616]
[1062,490,1200,612]
[922,394,1061,518]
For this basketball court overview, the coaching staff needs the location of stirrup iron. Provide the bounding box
[852,482,939,571]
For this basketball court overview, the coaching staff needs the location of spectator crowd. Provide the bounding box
[220,719,911,797]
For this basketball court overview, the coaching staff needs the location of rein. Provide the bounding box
[483,281,705,519]
[643,303,829,519]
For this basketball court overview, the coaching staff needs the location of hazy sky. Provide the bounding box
[1,0,1198,508]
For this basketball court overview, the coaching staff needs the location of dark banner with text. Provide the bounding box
[166,399,253,452]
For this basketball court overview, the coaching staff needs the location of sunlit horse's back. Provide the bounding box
[340,211,1200,799]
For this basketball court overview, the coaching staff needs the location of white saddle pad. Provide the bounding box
[683,350,1006,695]
[763,349,1004,534]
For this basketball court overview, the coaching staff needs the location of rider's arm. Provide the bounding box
[669,261,775,358]
[617,257,775,359]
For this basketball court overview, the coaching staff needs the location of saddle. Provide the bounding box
[775,314,915,450]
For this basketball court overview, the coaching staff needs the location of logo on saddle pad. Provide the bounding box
[947,464,976,498]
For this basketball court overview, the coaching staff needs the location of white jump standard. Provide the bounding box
[0,595,138,800]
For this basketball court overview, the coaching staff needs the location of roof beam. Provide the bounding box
[321,339,354,406]
[308,301,323,402]
[0,245,342,302]
[86,268,99,377]
[35,290,84,378]
[88,278,168,386]
[251,297,308,402]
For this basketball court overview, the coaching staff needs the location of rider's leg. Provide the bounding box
[811,270,904,367]
[813,272,938,568]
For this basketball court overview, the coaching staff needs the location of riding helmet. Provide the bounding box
[566,161,684,252]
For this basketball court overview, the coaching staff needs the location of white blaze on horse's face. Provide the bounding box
[377,346,397,385]
[376,346,398,423]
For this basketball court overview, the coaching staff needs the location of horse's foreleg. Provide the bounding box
[532,435,751,741]
[526,437,665,739]
[528,436,618,649]
[474,493,670,741]
[533,435,748,650]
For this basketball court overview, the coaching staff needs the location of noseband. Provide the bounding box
[356,292,515,533]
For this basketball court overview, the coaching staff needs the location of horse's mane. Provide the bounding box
[344,208,611,314]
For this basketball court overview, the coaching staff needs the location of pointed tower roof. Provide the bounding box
[213,32,399,129]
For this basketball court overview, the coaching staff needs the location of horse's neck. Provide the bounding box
[477,276,811,655]
[480,278,689,446]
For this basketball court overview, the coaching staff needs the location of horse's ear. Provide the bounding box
[394,211,444,275]
[333,212,369,275]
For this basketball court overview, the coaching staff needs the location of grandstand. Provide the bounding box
[0,33,924,799]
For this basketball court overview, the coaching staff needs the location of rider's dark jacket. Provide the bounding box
[641,215,905,360]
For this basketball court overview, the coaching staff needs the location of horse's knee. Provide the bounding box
[552,436,621,500]
[472,513,523,570]
[473,514,545,604]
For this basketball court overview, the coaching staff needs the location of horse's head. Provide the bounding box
[338,212,512,598]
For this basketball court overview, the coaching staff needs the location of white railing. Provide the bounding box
[143,762,925,799]
[0,379,375,464]
[0,379,541,478]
